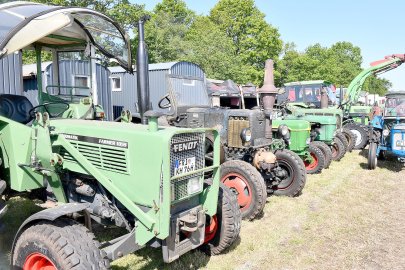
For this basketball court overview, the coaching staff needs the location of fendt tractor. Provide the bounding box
[208,81,326,174]
[276,81,353,162]
[153,56,307,220]
[368,91,405,169]
[0,2,241,269]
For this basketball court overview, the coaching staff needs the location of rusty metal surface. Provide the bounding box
[227,116,250,148]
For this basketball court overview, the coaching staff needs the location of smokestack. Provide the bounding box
[258,59,278,139]
[320,87,328,108]
[136,15,151,124]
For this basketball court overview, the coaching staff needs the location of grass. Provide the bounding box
[1,149,404,270]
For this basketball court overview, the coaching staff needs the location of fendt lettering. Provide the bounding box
[172,140,198,153]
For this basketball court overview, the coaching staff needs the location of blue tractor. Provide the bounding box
[368,91,405,169]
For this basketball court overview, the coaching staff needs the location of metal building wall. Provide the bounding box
[46,61,113,120]
[0,52,23,95]
[110,61,206,118]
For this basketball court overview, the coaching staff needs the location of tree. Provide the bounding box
[182,16,242,80]
[210,0,282,85]
[363,76,392,96]
[143,0,195,63]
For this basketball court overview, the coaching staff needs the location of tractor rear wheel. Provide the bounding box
[368,142,377,170]
[200,183,241,255]
[331,137,346,161]
[12,218,110,270]
[273,149,306,197]
[344,123,368,149]
[311,141,332,168]
[220,160,267,220]
[342,128,356,152]
[304,144,326,174]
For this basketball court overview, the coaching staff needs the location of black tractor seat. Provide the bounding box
[0,94,34,124]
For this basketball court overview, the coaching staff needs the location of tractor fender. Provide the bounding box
[371,115,383,129]
[11,202,89,259]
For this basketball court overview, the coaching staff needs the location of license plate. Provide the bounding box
[396,140,405,147]
[174,157,196,176]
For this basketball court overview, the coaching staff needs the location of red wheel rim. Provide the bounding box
[204,215,218,243]
[221,173,252,211]
[304,152,319,171]
[23,253,57,270]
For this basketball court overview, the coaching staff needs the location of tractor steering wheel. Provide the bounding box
[158,94,172,109]
[29,102,70,119]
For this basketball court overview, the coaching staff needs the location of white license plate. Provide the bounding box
[396,140,405,147]
[174,157,196,176]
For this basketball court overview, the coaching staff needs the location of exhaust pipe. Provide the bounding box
[320,86,328,108]
[258,59,278,139]
[136,15,151,124]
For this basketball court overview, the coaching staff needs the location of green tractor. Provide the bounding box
[153,58,307,221]
[0,3,241,269]
[276,81,354,162]
[208,82,326,174]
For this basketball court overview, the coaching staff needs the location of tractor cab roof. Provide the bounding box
[284,80,333,86]
[0,1,132,72]
[386,91,405,98]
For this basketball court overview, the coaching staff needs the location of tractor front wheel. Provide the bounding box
[331,137,346,161]
[342,128,356,152]
[12,218,110,270]
[304,144,326,174]
[311,141,332,168]
[200,183,241,255]
[336,131,349,152]
[368,142,378,170]
[220,160,267,220]
[273,149,307,197]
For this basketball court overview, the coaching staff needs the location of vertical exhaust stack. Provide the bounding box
[136,15,151,125]
[258,59,278,139]
[320,86,328,108]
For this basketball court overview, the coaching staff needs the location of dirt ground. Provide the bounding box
[1,149,404,270]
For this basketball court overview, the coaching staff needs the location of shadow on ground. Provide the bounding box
[358,149,404,172]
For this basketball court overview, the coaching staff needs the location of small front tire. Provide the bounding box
[310,141,332,168]
[200,183,241,255]
[368,142,377,170]
[304,144,326,174]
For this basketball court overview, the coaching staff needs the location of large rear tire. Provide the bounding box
[200,183,241,255]
[331,137,346,161]
[304,144,325,174]
[12,218,110,270]
[273,149,307,197]
[311,141,332,168]
[344,123,368,149]
[220,160,267,220]
[368,142,377,170]
[342,128,356,152]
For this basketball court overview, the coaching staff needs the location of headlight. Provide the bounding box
[382,129,390,137]
[187,177,202,195]
[278,125,290,137]
[240,128,252,142]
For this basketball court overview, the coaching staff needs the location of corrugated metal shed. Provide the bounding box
[0,52,23,96]
[110,61,207,120]
[20,60,113,120]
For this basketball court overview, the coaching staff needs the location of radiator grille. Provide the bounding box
[59,142,128,174]
[170,132,205,202]
[228,116,249,148]
[392,132,405,151]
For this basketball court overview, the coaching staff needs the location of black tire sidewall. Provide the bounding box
[14,241,62,269]
[306,144,325,174]
[273,149,306,197]
[368,142,377,169]
[345,124,368,149]
[311,141,332,168]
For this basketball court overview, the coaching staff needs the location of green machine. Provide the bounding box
[214,83,327,174]
[276,81,353,161]
[0,3,240,269]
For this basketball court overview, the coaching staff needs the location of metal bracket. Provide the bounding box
[101,229,142,260]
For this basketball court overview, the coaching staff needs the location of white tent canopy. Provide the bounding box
[0,1,132,72]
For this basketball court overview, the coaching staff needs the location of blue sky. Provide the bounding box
[134,0,405,90]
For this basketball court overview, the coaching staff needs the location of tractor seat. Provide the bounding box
[0,94,33,124]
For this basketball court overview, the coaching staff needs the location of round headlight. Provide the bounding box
[382,129,390,137]
[278,125,289,136]
[241,128,252,142]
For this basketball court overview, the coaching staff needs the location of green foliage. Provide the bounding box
[181,16,242,80]
[363,76,392,96]
[210,0,282,84]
